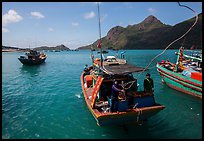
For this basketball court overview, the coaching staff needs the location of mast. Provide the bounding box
[175,47,184,72]
[97,2,103,69]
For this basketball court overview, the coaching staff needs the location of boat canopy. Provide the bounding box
[106,56,116,59]
[102,63,147,75]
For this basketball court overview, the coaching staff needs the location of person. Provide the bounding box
[118,81,126,100]
[144,73,154,94]
[110,80,124,112]
[84,64,88,71]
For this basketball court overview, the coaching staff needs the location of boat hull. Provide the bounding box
[18,58,46,65]
[81,71,165,126]
[95,106,164,126]
[156,63,202,99]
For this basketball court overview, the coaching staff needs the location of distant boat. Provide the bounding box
[98,50,108,54]
[103,55,127,66]
[156,47,202,99]
[18,50,47,65]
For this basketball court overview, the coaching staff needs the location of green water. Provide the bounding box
[2,50,202,139]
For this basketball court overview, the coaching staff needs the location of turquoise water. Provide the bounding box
[2,50,202,139]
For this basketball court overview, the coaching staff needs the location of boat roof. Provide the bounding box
[101,63,147,75]
[106,56,116,59]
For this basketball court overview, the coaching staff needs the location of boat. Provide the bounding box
[156,47,202,99]
[81,3,165,126]
[18,50,47,65]
[103,55,127,66]
[81,55,165,126]
[98,50,109,54]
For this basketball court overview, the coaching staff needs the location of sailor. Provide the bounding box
[144,73,154,94]
[84,64,90,75]
[110,80,124,112]
[84,64,88,71]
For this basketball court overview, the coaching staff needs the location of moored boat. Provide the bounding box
[81,55,165,126]
[156,47,202,99]
[81,3,165,126]
[18,50,47,65]
[98,50,109,54]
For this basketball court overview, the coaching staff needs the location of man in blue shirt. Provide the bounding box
[110,80,124,112]
[84,64,88,71]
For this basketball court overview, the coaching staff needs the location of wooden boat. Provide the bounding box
[98,50,109,54]
[81,3,165,126]
[81,55,165,126]
[102,56,127,66]
[156,47,202,99]
[18,50,47,65]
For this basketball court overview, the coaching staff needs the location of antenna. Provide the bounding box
[97,2,103,67]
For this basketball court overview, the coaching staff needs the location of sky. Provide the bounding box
[2,2,202,49]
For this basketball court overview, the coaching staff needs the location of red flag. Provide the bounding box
[97,40,101,48]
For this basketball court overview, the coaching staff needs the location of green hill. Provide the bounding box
[33,44,70,51]
[78,13,202,50]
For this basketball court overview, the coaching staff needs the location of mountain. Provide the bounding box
[33,44,70,51]
[2,45,29,52]
[78,13,202,50]
[2,44,70,52]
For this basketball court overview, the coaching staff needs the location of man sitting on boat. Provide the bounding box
[84,64,91,75]
[144,73,154,94]
[110,80,125,112]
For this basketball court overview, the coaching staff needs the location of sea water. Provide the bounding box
[2,50,202,139]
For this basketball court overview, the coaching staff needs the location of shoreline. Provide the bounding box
[2,49,28,52]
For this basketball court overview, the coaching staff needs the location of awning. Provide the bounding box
[101,63,147,75]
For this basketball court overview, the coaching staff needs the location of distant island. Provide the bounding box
[2,44,71,52]
[78,13,202,50]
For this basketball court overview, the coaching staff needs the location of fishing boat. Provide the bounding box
[81,54,165,126]
[81,3,165,126]
[156,47,202,99]
[18,50,47,65]
[98,50,109,54]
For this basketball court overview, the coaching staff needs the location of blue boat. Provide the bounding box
[18,50,47,65]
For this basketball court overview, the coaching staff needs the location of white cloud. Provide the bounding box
[2,9,23,26]
[48,28,54,31]
[84,11,95,19]
[71,22,79,26]
[148,8,157,14]
[30,12,45,19]
[2,27,9,33]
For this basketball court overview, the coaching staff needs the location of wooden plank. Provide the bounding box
[91,76,104,108]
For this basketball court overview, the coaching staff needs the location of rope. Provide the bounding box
[136,2,199,79]
[122,80,136,90]
[136,108,143,125]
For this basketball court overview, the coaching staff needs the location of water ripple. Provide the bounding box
[2,51,202,139]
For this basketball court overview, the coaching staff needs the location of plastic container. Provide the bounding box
[85,75,93,87]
